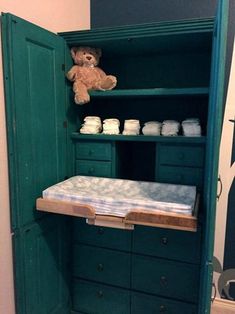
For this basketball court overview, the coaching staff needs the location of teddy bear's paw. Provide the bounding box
[75,93,90,105]
[101,75,117,90]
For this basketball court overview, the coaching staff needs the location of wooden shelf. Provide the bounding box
[71,132,206,144]
[36,196,199,232]
[89,87,209,98]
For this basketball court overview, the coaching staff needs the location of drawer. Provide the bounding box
[133,225,201,264]
[73,244,131,288]
[73,218,132,252]
[73,279,130,314]
[132,254,199,303]
[75,141,112,160]
[158,165,203,188]
[131,292,197,314]
[158,144,204,167]
[76,160,112,177]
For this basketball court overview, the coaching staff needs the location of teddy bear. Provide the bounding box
[66,46,117,105]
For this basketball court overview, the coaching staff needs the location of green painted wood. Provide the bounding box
[89,87,209,98]
[73,244,131,288]
[13,216,71,314]
[1,13,68,229]
[131,292,197,314]
[132,254,199,303]
[73,218,132,251]
[73,279,130,314]
[75,160,112,177]
[133,225,201,264]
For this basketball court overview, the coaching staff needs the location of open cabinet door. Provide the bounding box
[1,13,70,314]
[200,1,229,313]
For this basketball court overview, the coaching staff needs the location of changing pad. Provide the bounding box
[42,176,196,217]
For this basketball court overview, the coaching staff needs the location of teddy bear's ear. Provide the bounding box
[95,48,102,58]
[71,47,78,61]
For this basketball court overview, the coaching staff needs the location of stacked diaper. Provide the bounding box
[80,116,102,134]
[142,121,162,136]
[182,118,201,137]
[102,118,120,135]
[161,120,180,136]
[123,119,140,135]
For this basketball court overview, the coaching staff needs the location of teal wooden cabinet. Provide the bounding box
[1,1,228,313]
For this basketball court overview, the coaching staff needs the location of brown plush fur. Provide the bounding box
[67,47,117,105]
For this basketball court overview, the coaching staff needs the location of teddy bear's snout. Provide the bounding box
[86,56,92,61]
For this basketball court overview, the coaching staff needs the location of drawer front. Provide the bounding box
[133,225,201,264]
[158,165,203,187]
[73,218,132,252]
[73,244,131,288]
[158,144,204,167]
[73,279,130,314]
[131,292,197,314]
[132,254,199,303]
[76,141,112,160]
[76,160,112,177]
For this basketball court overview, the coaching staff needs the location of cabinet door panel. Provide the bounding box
[73,279,130,314]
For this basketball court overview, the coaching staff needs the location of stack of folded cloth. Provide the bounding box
[80,116,102,134]
[182,118,201,136]
[142,121,162,136]
[102,118,120,135]
[161,120,180,136]
[123,119,140,135]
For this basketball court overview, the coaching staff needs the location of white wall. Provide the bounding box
[0,1,90,313]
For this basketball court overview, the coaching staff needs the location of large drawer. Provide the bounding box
[75,141,112,160]
[131,291,197,314]
[133,225,201,264]
[73,218,132,252]
[75,160,112,177]
[132,254,199,303]
[158,144,204,167]
[73,279,130,314]
[73,244,131,288]
[158,165,203,187]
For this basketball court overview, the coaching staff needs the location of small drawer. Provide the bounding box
[75,141,112,160]
[76,160,112,177]
[73,218,132,252]
[132,254,199,302]
[73,244,131,288]
[133,225,201,264]
[158,144,204,167]
[158,165,203,188]
[73,279,130,314]
[131,292,197,314]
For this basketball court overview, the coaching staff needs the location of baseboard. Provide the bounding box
[212,298,235,312]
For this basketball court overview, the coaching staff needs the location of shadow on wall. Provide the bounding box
[213,256,235,301]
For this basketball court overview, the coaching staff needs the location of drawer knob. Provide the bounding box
[89,149,95,156]
[160,276,168,286]
[97,263,104,272]
[179,152,185,160]
[97,290,103,298]
[159,305,167,312]
[98,227,104,235]
[88,167,95,174]
[161,237,168,245]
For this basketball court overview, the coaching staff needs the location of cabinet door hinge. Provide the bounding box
[62,64,65,71]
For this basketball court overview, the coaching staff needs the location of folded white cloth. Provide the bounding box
[142,121,161,136]
[123,119,140,135]
[161,120,180,136]
[182,118,201,137]
[102,118,120,135]
[80,116,102,134]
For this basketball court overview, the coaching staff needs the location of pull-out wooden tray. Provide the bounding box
[36,195,199,232]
